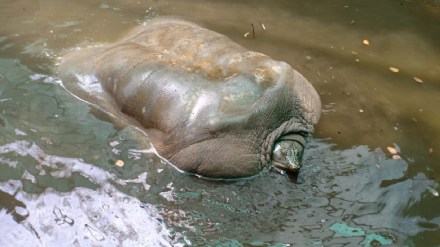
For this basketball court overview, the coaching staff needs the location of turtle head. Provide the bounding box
[271,133,306,172]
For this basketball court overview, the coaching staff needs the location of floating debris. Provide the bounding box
[115,160,125,167]
[413,76,423,83]
[392,154,401,160]
[387,146,397,155]
[41,137,53,145]
[15,129,27,136]
[427,187,439,197]
[244,32,250,38]
[99,3,120,11]
[429,148,434,154]
[387,146,401,159]
[99,3,110,9]
[362,39,370,45]
[389,67,399,73]
[258,21,266,30]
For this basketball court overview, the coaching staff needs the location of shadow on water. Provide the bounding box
[0,0,439,246]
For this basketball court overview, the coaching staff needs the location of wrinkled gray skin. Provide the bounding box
[58,17,321,179]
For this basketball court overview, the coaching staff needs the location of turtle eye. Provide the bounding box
[272,143,284,161]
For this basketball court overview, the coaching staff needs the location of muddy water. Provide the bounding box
[0,0,439,246]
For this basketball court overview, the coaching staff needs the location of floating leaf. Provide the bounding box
[362,39,370,45]
[389,67,399,73]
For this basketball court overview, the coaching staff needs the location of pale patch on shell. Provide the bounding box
[253,68,268,84]
[223,93,244,102]
[271,66,281,74]
[113,82,117,93]
[254,73,265,84]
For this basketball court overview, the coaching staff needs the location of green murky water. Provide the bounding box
[0,0,439,246]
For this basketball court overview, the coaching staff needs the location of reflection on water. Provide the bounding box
[0,0,439,246]
[0,177,171,246]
